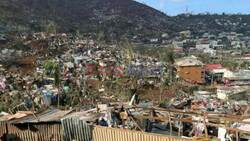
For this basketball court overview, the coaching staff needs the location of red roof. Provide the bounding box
[204,64,222,71]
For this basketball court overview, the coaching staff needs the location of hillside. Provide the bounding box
[174,14,250,36]
[1,0,250,42]
[0,0,177,41]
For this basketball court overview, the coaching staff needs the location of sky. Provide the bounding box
[135,0,250,16]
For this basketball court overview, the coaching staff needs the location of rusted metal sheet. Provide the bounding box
[62,118,92,141]
[93,126,191,141]
[0,122,7,140]
[10,108,72,124]
[35,124,63,141]
[4,123,62,141]
[8,131,38,141]
[0,111,33,122]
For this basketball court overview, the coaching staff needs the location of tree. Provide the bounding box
[164,48,175,64]
[43,59,57,76]
[45,21,57,34]
[54,64,61,87]
[121,40,134,65]
[120,40,142,101]
[12,40,29,51]
[97,31,105,43]
[160,46,175,83]
[43,59,61,107]
[240,61,250,69]
[221,60,239,70]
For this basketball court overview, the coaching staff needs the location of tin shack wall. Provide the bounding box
[92,126,190,141]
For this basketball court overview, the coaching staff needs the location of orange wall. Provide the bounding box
[177,66,205,84]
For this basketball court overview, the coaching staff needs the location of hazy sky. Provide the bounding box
[135,0,250,15]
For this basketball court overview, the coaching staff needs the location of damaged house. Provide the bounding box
[224,70,250,86]
[175,56,205,84]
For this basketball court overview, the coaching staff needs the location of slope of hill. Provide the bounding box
[1,0,250,42]
[174,14,250,35]
[0,0,178,40]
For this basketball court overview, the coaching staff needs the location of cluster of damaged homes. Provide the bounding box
[175,55,250,101]
[0,104,193,141]
[1,100,250,141]
[1,32,250,140]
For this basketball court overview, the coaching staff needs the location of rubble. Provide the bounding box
[1,32,250,140]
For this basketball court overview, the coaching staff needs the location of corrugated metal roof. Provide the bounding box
[205,64,222,71]
[62,108,104,122]
[226,70,250,80]
[0,111,33,122]
[63,111,100,122]
[175,56,203,67]
[62,118,92,141]
[93,126,191,141]
[10,108,73,124]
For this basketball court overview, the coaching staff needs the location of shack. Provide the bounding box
[175,56,205,84]
[0,108,72,141]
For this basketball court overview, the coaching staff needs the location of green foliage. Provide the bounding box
[183,41,196,55]
[222,60,239,70]
[197,54,213,64]
[120,40,134,64]
[97,31,105,43]
[240,61,250,69]
[45,21,57,34]
[75,30,82,39]
[12,40,29,51]
[43,59,58,76]
[54,64,61,87]
[160,46,175,64]
[0,102,7,111]
[163,78,171,87]
[43,59,61,87]
[159,98,172,108]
